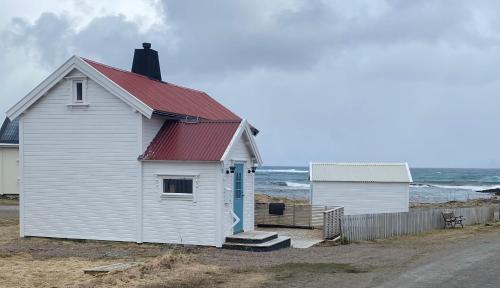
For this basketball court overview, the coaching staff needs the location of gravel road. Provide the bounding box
[0,205,18,218]
[377,232,500,288]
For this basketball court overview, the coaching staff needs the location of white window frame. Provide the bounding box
[158,174,198,201]
[71,78,88,105]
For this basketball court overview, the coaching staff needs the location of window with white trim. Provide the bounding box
[162,178,193,194]
[159,175,197,200]
[72,79,87,104]
[75,82,83,101]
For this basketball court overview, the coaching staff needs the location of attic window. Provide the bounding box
[71,79,87,104]
[76,82,83,101]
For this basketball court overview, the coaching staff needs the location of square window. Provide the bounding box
[162,179,193,194]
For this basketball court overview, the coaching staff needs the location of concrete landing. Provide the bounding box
[257,227,323,249]
[225,231,277,244]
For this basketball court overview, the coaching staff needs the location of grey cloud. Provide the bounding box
[6,13,71,67]
[3,0,500,167]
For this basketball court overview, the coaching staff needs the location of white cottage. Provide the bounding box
[310,163,412,215]
[6,43,265,247]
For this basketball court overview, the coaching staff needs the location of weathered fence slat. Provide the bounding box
[323,207,344,239]
[342,206,497,241]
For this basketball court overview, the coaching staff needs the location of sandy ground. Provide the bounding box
[2,214,500,287]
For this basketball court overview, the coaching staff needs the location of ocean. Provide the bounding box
[255,166,499,203]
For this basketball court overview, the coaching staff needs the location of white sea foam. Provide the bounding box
[434,184,500,191]
[410,183,433,188]
[257,169,309,174]
[285,181,310,188]
[412,183,500,192]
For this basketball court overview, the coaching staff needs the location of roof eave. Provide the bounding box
[139,159,221,163]
[0,143,19,147]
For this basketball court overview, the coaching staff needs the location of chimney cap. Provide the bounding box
[142,42,151,49]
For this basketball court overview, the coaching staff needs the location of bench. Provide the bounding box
[441,211,464,228]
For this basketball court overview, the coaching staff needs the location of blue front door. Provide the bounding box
[233,163,244,233]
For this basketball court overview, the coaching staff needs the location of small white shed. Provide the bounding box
[310,163,412,215]
[0,118,19,195]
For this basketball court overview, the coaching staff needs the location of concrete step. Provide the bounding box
[223,236,291,252]
[225,231,278,244]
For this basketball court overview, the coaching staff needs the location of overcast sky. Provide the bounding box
[1,0,500,168]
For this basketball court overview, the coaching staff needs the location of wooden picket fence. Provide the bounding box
[341,206,497,241]
[323,207,344,239]
[255,203,329,228]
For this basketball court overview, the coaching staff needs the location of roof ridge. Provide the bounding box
[81,57,207,94]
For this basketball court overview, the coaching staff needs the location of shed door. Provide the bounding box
[233,164,244,233]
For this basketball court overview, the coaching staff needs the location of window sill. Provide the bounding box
[161,193,194,201]
[67,103,89,108]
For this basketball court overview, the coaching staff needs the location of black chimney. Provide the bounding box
[131,42,162,81]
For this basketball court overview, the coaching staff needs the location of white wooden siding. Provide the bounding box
[22,69,139,241]
[142,116,164,150]
[141,161,222,246]
[223,133,255,235]
[311,182,409,215]
[0,147,19,195]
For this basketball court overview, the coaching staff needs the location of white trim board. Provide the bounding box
[221,119,263,165]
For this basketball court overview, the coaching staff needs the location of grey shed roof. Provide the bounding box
[0,118,19,144]
[309,162,413,183]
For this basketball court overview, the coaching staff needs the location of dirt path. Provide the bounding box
[0,205,18,218]
[376,232,500,288]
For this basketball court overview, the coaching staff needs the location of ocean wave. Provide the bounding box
[257,169,308,174]
[273,181,310,188]
[412,183,500,192]
[285,181,310,188]
[434,184,500,192]
[410,183,433,188]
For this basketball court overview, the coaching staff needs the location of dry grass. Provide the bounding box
[410,197,500,208]
[0,219,214,288]
[0,198,18,205]
[2,215,500,287]
[77,253,273,288]
[0,220,270,288]
[0,254,118,288]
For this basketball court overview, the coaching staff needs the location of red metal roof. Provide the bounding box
[141,120,241,161]
[83,58,240,120]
